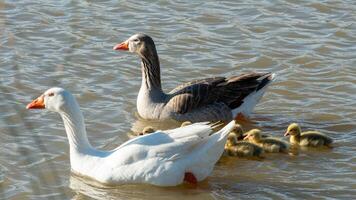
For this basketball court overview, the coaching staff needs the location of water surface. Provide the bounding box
[0,0,355,199]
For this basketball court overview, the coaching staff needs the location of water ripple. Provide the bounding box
[0,0,355,199]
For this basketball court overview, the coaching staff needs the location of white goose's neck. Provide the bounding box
[58,100,98,166]
[60,110,91,152]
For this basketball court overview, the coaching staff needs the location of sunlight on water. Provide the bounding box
[0,0,355,199]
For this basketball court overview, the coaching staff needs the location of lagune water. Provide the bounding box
[0,0,355,199]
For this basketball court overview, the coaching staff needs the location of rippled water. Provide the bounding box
[1,0,355,199]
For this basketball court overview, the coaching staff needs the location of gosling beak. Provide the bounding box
[113,41,129,51]
[26,95,45,109]
[284,132,290,136]
[243,135,249,140]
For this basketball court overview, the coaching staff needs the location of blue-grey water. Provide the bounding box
[0,0,355,199]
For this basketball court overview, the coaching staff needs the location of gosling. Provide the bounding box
[137,126,155,136]
[244,129,289,153]
[224,125,264,158]
[180,121,192,127]
[284,123,333,147]
[229,124,245,140]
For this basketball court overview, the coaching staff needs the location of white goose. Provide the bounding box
[26,87,237,186]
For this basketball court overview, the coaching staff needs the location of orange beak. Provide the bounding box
[113,41,129,51]
[284,132,290,136]
[26,95,45,109]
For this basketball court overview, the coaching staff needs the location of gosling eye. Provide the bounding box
[48,92,54,97]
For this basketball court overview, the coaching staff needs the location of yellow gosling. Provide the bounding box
[225,132,238,148]
[229,124,244,140]
[284,123,333,147]
[138,126,155,136]
[244,129,289,153]
[229,124,270,141]
[180,121,192,127]
[225,141,264,158]
[224,125,264,158]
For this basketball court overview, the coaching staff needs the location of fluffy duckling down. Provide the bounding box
[138,126,155,136]
[224,125,264,158]
[180,121,192,127]
[228,124,245,140]
[228,123,269,141]
[284,123,333,147]
[139,121,192,136]
[244,129,289,153]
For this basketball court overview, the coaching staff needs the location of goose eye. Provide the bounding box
[133,38,139,42]
[48,92,54,97]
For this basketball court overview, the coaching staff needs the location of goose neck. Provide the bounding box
[59,104,94,155]
[140,50,162,92]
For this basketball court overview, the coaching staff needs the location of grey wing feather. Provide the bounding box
[167,73,272,114]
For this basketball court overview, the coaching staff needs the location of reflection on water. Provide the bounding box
[1,0,356,199]
[69,174,216,200]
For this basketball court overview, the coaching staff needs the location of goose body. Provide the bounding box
[285,123,333,147]
[114,33,275,122]
[244,129,289,153]
[26,87,237,186]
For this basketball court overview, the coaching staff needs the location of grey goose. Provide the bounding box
[113,33,275,122]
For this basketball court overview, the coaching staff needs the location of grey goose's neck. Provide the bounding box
[139,48,163,93]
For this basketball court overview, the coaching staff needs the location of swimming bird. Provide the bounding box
[137,126,155,136]
[229,124,245,141]
[113,33,275,122]
[284,123,333,147]
[244,129,289,153]
[26,87,237,186]
[181,121,192,127]
[224,125,264,157]
[228,123,269,141]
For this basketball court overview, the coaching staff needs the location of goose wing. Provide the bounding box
[167,73,272,114]
[113,122,214,163]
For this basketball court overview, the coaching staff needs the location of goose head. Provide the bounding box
[26,87,74,112]
[113,33,157,57]
[243,129,262,142]
[284,123,301,137]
